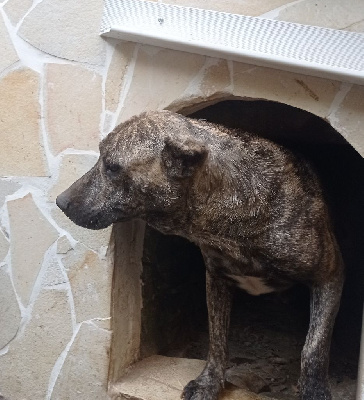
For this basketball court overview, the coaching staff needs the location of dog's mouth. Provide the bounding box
[84,216,112,230]
[64,213,112,230]
[56,192,137,230]
[57,205,115,230]
[74,209,135,230]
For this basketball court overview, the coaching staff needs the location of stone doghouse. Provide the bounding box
[0,1,363,399]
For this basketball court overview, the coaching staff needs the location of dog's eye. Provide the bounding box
[105,163,121,175]
[108,164,120,172]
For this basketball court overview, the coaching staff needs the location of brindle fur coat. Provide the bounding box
[57,111,344,400]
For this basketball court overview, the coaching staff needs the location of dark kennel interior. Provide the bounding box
[138,100,363,398]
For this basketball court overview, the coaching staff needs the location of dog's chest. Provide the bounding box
[202,247,280,296]
[227,274,275,295]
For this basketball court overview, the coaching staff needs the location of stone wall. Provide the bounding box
[0,0,363,399]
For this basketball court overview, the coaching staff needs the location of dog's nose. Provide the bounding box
[56,191,70,212]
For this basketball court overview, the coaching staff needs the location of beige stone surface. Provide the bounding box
[56,235,73,254]
[200,60,231,96]
[346,19,364,33]
[179,59,232,113]
[220,387,270,400]
[118,46,205,122]
[329,85,364,157]
[8,193,59,306]
[52,207,111,253]
[0,69,48,177]
[18,0,106,65]
[49,153,98,201]
[0,289,73,400]
[112,356,204,399]
[63,243,112,323]
[0,230,9,261]
[0,13,19,73]
[232,63,341,118]
[0,268,21,349]
[46,64,102,154]
[3,0,33,25]
[92,317,111,331]
[277,0,364,29]
[0,180,20,206]
[109,221,145,384]
[42,260,67,287]
[112,355,269,400]
[163,0,294,17]
[51,322,111,400]
[106,42,136,113]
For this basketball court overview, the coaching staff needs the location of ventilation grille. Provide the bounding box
[101,0,364,85]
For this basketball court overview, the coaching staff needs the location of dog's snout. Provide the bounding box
[56,191,71,212]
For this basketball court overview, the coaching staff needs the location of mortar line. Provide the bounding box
[86,319,112,334]
[182,56,214,97]
[3,188,66,242]
[0,345,9,356]
[0,203,27,323]
[14,0,42,31]
[226,59,234,93]
[63,260,78,332]
[46,323,81,400]
[0,7,43,73]
[45,262,79,399]
[327,81,352,118]
[39,63,57,180]
[259,0,306,19]
[112,43,140,128]
[100,39,117,138]
[18,243,60,336]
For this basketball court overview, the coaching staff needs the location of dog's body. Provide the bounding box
[57,111,344,400]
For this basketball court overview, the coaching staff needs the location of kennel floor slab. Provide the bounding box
[111,355,270,400]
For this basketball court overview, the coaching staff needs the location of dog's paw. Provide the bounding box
[181,377,221,400]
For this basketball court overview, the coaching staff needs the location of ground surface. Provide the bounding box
[167,290,358,400]
[112,355,272,400]
[114,292,357,399]
[133,257,358,400]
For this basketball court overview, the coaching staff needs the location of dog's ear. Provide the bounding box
[162,136,208,178]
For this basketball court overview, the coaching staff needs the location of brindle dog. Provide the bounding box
[57,111,344,400]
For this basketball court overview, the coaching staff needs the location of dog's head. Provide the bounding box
[56,111,208,230]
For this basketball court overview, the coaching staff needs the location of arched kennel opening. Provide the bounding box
[110,99,363,399]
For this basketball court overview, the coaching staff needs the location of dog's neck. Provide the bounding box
[148,150,278,249]
[193,159,274,232]
[147,127,287,249]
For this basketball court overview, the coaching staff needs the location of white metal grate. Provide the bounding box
[100,0,364,84]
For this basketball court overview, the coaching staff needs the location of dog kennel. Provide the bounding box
[0,0,363,399]
[98,2,364,399]
[108,99,364,400]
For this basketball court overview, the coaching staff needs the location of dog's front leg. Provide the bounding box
[299,272,344,400]
[182,264,233,400]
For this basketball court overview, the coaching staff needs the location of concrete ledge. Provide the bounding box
[110,355,269,400]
